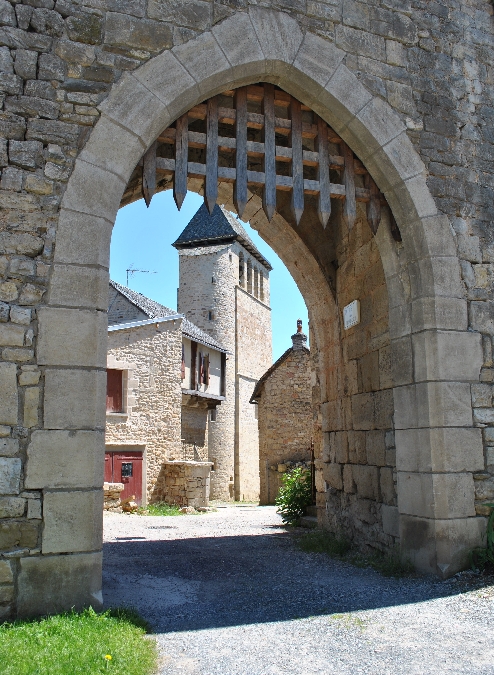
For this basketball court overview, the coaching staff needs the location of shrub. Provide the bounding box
[471,503,494,572]
[275,467,312,525]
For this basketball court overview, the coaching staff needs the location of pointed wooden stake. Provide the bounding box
[316,116,331,228]
[262,83,276,222]
[389,207,402,242]
[205,96,218,214]
[142,141,156,208]
[234,87,248,219]
[290,97,304,225]
[365,173,381,235]
[174,113,188,211]
[341,141,356,230]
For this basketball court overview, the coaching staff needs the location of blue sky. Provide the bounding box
[110,190,309,361]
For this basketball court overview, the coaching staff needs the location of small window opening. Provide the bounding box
[260,273,264,302]
[254,267,259,298]
[239,253,244,287]
[247,260,252,294]
[208,311,215,321]
[209,408,217,422]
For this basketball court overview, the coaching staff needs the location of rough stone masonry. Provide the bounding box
[0,0,493,619]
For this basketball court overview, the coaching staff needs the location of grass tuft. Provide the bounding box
[299,530,351,557]
[0,607,157,675]
[138,502,183,516]
[298,530,414,578]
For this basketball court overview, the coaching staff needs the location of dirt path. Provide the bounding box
[103,506,494,675]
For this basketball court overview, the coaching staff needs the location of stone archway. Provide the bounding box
[13,8,484,618]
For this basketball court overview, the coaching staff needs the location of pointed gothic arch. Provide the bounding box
[17,8,484,618]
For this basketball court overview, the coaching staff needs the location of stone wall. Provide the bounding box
[317,208,398,550]
[2,0,494,618]
[106,319,182,502]
[157,461,212,508]
[181,399,209,462]
[256,346,312,505]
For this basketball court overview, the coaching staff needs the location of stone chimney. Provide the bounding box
[291,319,308,350]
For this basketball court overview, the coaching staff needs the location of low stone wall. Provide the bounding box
[103,482,124,511]
[155,462,212,508]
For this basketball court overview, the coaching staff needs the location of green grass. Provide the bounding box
[138,502,183,516]
[298,530,414,578]
[299,529,351,557]
[0,607,157,675]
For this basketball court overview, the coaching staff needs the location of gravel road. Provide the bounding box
[103,506,494,675]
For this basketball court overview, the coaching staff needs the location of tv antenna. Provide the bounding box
[126,264,157,287]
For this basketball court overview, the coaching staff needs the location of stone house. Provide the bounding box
[174,204,272,501]
[251,322,313,505]
[106,280,227,507]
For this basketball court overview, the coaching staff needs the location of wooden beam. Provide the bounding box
[234,87,248,219]
[205,96,218,214]
[290,97,304,225]
[365,173,381,235]
[142,140,156,207]
[341,141,356,230]
[316,116,331,228]
[262,83,276,221]
[174,113,188,211]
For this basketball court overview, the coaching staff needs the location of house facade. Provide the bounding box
[106,280,226,506]
[251,322,313,505]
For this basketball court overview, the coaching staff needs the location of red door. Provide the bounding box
[104,451,143,505]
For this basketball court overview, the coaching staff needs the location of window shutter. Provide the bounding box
[204,354,210,386]
[181,344,185,381]
[106,369,123,412]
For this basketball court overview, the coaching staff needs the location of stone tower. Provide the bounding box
[173,204,272,501]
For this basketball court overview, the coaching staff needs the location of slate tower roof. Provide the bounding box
[172,204,272,271]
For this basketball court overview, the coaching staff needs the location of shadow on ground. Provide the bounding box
[102,531,486,633]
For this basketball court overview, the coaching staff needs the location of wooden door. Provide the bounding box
[113,452,143,504]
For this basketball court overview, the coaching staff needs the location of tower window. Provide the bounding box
[208,311,215,320]
[239,253,244,287]
[209,408,217,422]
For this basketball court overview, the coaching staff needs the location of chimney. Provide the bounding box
[291,319,307,350]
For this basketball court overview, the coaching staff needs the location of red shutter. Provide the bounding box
[199,352,204,387]
[181,344,185,381]
[204,354,210,385]
[106,369,123,412]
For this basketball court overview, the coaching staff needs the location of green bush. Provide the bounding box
[0,607,157,675]
[137,502,183,516]
[275,467,312,525]
[471,503,494,572]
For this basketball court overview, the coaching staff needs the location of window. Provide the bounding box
[106,369,123,413]
[181,344,185,381]
[247,260,252,294]
[260,272,264,301]
[209,408,217,422]
[254,403,258,420]
[239,253,244,287]
[199,352,210,386]
[254,267,259,298]
[208,310,215,321]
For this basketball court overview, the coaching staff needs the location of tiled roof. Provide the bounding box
[109,280,227,352]
[172,204,272,271]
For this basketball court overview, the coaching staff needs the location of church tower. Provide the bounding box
[173,204,272,500]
